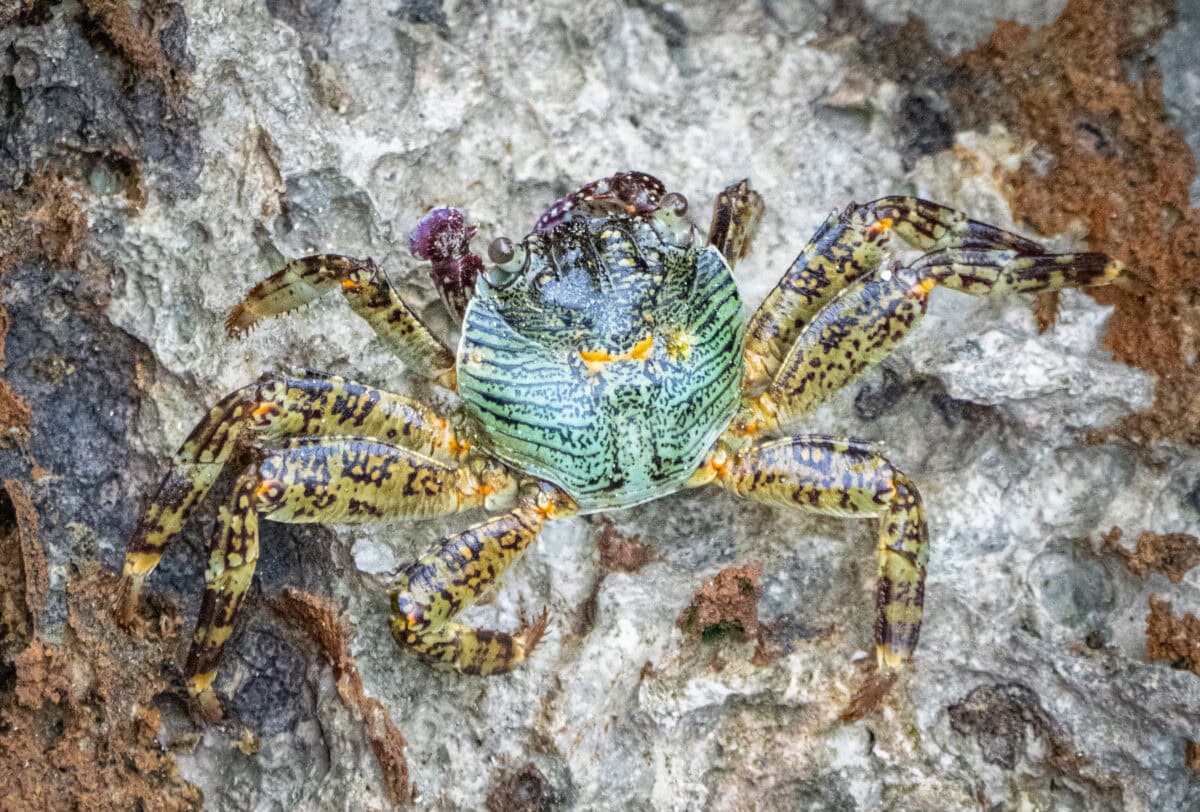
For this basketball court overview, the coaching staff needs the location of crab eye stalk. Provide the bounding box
[661,192,688,217]
[652,191,693,247]
[485,235,525,288]
[488,236,515,264]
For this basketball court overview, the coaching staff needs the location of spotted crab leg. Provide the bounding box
[183,436,517,719]
[736,245,1122,434]
[699,435,927,668]
[707,179,764,268]
[742,196,1088,388]
[226,255,455,382]
[116,369,474,627]
[389,482,576,676]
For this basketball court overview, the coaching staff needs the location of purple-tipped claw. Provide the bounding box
[409,206,482,320]
[535,171,667,233]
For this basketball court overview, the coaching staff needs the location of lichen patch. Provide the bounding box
[1102,527,1200,583]
[677,564,763,643]
[1146,595,1200,676]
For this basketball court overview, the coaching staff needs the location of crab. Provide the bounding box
[116,171,1122,719]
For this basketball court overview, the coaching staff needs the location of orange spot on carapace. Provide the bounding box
[629,334,654,360]
[580,348,616,363]
[579,335,654,372]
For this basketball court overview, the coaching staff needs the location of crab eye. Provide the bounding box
[484,236,526,288]
[661,192,688,217]
[488,236,515,264]
[651,192,693,248]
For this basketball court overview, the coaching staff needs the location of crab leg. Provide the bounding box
[737,247,1121,433]
[743,196,1074,387]
[225,255,455,380]
[389,482,576,675]
[117,370,471,625]
[707,179,765,268]
[183,437,516,718]
[704,435,927,667]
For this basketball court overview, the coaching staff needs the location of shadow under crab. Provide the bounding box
[114,171,1123,720]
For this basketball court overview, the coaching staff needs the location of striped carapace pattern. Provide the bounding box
[458,217,745,511]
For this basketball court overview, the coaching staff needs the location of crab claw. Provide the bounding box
[534,171,668,233]
[409,206,483,321]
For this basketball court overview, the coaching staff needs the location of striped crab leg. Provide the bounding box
[116,370,474,626]
[225,254,456,380]
[737,246,1122,434]
[742,196,1096,388]
[388,482,577,676]
[183,436,518,719]
[700,435,927,667]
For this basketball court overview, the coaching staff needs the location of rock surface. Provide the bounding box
[3,0,1200,809]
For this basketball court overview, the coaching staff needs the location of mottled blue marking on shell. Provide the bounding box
[457,215,745,511]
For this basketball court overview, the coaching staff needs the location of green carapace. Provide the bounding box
[458,215,744,511]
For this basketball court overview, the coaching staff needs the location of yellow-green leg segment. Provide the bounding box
[741,245,1121,433]
[389,482,577,675]
[708,435,927,667]
[225,254,455,379]
[183,436,515,717]
[117,370,474,626]
[742,195,1122,388]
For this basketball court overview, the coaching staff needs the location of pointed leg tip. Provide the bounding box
[840,664,900,722]
[188,674,225,722]
[194,690,225,723]
[114,573,142,630]
[875,645,911,671]
[225,303,256,338]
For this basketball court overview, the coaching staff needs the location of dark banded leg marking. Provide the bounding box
[743,195,1118,387]
[186,468,259,720]
[181,438,514,717]
[707,178,764,269]
[118,382,261,627]
[738,247,1122,433]
[389,483,577,675]
[246,369,469,462]
[712,435,927,667]
[225,254,455,378]
[117,370,469,625]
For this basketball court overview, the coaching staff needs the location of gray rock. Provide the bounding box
[4,0,1199,809]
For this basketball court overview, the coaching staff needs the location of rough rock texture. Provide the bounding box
[2,0,1200,809]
